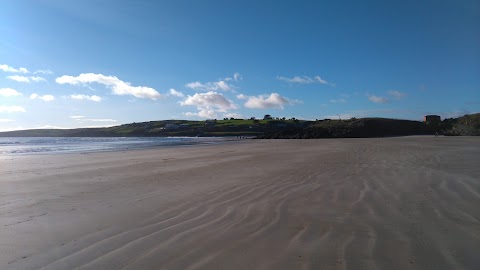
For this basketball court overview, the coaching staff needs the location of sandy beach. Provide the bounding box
[1,137,479,270]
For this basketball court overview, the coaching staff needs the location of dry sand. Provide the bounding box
[1,137,479,270]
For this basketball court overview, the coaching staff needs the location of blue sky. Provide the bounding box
[0,0,479,130]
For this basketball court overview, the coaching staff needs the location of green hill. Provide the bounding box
[257,118,434,139]
[442,113,480,136]
[0,114,478,138]
[0,119,307,137]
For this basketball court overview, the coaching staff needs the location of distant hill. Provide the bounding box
[0,114,478,138]
[257,118,434,139]
[259,114,480,138]
[442,113,480,136]
[0,119,308,137]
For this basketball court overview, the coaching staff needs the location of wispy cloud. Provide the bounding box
[277,75,334,86]
[70,115,117,123]
[368,95,388,104]
[30,93,55,102]
[185,80,233,92]
[237,93,300,109]
[0,119,15,122]
[329,98,347,103]
[30,76,47,82]
[56,73,162,100]
[69,94,102,102]
[367,90,405,104]
[388,90,406,99]
[322,109,423,120]
[169,88,184,97]
[6,75,29,83]
[233,72,242,81]
[0,64,28,73]
[34,69,53,75]
[0,106,26,113]
[7,75,46,83]
[70,116,116,123]
[0,88,22,97]
[34,125,67,129]
[185,73,240,92]
[83,118,117,122]
[180,91,237,118]
[322,113,356,120]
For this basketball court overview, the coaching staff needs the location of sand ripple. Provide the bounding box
[1,137,479,270]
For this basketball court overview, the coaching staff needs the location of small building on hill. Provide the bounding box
[424,115,441,124]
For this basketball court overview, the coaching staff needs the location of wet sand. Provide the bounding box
[1,137,479,270]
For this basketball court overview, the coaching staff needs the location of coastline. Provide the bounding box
[0,136,242,156]
[1,137,479,269]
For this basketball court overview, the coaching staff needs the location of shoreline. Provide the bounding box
[0,136,245,157]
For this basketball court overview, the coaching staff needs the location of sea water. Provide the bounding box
[0,137,230,155]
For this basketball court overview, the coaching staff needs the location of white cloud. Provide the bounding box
[184,110,218,118]
[314,76,329,85]
[237,93,299,109]
[34,125,66,129]
[70,117,116,123]
[185,80,234,92]
[368,95,389,104]
[0,106,26,113]
[185,82,203,89]
[34,69,53,75]
[322,113,355,120]
[185,74,239,92]
[69,94,102,102]
[215,81,232,91]
[0,64,29,73]
[84,119,117,122]
[82,124,117,128]
[6,75,46,83]
[277,75,333,86]
[30,93,55,102]
[169,88,184,97]
[180,91,237,118]
[56,73,161,100]
[7,75,30,83]
[233,72,242,81]
[181,92,236,111]
[224,112,243,119]
[30,76,47,82]
[0,119,14,122]
[388,90,406,99]
[277,76,312,84]
[330,98,347,103]
[0,88,22,97]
